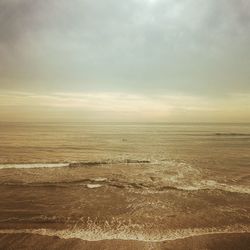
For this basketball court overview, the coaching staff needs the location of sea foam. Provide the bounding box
[0,163,69,169]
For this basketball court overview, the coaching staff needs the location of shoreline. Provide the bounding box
[0,226,249,242]
[0,232,249,250]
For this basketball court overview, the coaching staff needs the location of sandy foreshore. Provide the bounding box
[0,232,250,250]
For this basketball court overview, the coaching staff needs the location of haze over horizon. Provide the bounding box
[0,0,250,122]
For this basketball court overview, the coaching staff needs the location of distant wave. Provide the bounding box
[0,224,248,242]
[68,159,151,167]
[213,133,250,136]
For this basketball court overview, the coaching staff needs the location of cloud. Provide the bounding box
[0,1,249,122]
[0,0,249,95]
[0,91,249,122]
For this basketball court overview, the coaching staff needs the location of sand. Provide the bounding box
[0,233,249,250]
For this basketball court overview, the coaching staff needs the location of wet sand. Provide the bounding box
[0,233,249,250]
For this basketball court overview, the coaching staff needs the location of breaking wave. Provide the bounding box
[0,163,69,169]
[0,224,249,242]
[0,159,249,194]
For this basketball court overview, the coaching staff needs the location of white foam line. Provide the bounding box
[0,163,69,169]
[0,225,249,242]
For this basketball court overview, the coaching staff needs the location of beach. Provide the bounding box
[0,123,249,249]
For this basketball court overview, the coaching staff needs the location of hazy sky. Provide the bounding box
[0,0,250,122]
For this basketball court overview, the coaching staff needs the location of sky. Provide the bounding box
[0,0,250,122]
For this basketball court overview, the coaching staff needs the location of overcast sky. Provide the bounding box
[0,0,249,122]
